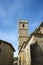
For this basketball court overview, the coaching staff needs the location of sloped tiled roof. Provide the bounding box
[0,40,15,51]
[34,22,43,33]
[24,32,43,48]
[24,22,43,48]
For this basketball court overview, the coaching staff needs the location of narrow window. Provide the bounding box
[0,42,1,45]
[0,49,1,54]
[23,24,25,27]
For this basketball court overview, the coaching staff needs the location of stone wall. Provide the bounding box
[30,36,43,65]
[0,42,14,65]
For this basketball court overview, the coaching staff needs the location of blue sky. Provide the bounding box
[0,0,43,57]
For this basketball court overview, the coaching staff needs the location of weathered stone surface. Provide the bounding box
[0,40,14,65]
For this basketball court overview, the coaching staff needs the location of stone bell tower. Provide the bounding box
[18,19,28,51]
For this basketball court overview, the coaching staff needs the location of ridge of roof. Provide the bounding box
[39,22,43,27]
[24,32,43,48]
[18,41,27,54]
[0,39,15,51]
[34,22,43,33]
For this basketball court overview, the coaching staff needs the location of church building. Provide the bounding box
[18,20,43,65]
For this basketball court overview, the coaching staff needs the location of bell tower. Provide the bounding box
[18,19,28,51]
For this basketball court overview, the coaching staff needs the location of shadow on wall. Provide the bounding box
[30,42,43,65]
